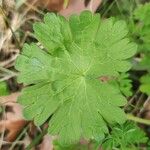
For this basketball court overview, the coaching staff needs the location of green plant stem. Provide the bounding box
[102,0,115,17]
[126,114,150,125]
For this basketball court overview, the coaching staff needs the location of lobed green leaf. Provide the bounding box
[15,11,137,145]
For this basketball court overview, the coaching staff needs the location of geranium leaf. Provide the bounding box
[15,11,137,145]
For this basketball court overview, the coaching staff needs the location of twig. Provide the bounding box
[132,93,145,114]
[124,89,140,110]
[24,1,44,15]
[0,74,17,82]
[26,128,48,150]
[0,5,21,49]
[138,96,150,116]
[22,0,43,17]
[0,66,17,75]
[0,53,19,67]
[1,141,25,145]
[9,125,29,150]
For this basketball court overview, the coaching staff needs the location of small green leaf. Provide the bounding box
[0,81,9,96]
[109,73,133,97]
[53,140,89,150]
[134,3,150,52]
[140,74,150,95]
[134,3,150,26]
[0,106,2,113]
[102,121,148,149]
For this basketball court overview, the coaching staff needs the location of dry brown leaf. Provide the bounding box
[60,0,101,17]
[0,93,27,142]
[29,0,65,12]
[29,0,101,16]
[38,135,53,150]
[0,119,28,142]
